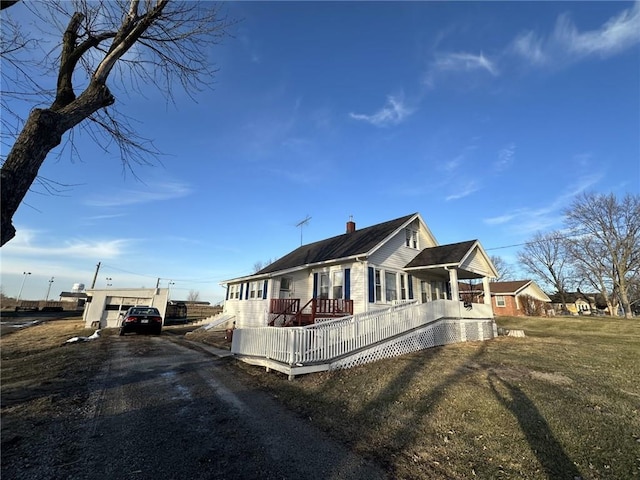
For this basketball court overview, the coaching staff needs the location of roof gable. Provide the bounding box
[255,213,418,275]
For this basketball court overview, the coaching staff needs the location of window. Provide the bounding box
[279,277,292,299]
[319,273,330,299]
[496,295,506,307]
[400,275,407,300]
[375,269,382,302]
[332,271,344,299]
[385,271,397,302]
[228,284,235,299]
[250,281,262,299]
[405,228,418,249]
[421,281,429,302]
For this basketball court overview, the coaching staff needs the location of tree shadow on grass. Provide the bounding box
[488,372,582,479]
[344,343,489,477]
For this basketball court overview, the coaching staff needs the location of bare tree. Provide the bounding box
[490,255,516,282]
[564,192,639,319]
[1,0,230,246]
[187,289,200,302]
[253,258,275,273]
[517,231,573,313]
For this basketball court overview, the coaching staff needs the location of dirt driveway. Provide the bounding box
[2,333,387,480]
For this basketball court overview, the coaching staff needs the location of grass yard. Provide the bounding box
[236,315,640,479]
[2,316,638,479]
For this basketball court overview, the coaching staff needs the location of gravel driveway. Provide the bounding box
[4,334,387,480]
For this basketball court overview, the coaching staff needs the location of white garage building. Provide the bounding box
[83,288,169,328]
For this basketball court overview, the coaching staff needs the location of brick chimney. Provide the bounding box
[346,216,356,234]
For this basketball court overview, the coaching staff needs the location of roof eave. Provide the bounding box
[221,253,369,285]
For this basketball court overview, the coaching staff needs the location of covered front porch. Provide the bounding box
[404,239,496,308]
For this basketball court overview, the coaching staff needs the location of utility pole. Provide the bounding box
[45,277,54,301]
[90,262,101,289]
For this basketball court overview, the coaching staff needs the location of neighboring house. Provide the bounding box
[222,213,498,327]
[548,292,606,315]
[460,280,552,317]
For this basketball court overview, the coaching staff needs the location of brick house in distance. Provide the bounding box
[460,280,551,317]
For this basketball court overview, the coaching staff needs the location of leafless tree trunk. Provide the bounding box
[517,231,573,314]
[1,0,229,246]
[564,192,639,319]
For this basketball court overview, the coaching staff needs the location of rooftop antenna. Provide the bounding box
[296,215,311,246]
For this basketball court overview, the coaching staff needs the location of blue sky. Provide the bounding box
[1,1,639,304]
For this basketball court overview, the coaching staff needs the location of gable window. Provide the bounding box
[332,271,344,299]
[385,271,397,302]
[319,273,330,299]
[496,295,506,307]
[405,228,418,249]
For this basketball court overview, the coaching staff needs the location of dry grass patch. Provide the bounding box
[1,319,112,454]
[235,316,640,479]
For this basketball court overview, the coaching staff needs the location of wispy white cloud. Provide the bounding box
[511,2,640,66]
[85,181,191,208]
[3,227,131,259]
[483,173,603,233]
[495,143,516,171]
[433,51,499,76]
[350,94,414,127]
[446,181,480,201]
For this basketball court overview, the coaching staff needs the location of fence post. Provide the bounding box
[289,329,295,366]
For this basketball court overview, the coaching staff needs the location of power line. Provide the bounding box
[485,229,591,252]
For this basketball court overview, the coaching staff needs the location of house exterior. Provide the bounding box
[549,292,607,315]
[484,280,551,316]
[222,213,498,327]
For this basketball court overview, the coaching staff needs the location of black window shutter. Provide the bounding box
[368,267,374,303]
[344,268,351,300]
[312,273,318,298]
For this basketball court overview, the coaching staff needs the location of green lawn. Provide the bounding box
[236,315,640,479]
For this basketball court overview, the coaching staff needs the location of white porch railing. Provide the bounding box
[231,300,494,375]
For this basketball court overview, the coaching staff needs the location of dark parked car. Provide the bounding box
[119,306,163,336]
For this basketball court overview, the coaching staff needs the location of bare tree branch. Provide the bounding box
[1,0,231,246]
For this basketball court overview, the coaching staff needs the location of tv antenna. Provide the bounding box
[295,215,311,246]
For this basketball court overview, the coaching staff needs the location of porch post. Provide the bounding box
[448,268,459,301]
[482,277,492,305]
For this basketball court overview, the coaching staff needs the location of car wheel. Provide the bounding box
[119,329,125,336]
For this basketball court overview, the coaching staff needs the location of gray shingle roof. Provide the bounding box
[404,240,477,268]
[256,213,417,275]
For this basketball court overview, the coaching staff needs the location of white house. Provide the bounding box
[221,213,499,378]
[222,213,498,327]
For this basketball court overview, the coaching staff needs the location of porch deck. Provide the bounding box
[268,298,354,326]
